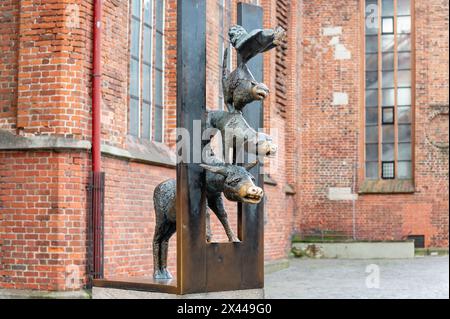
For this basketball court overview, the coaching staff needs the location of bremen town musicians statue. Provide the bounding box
[152,25,286,280]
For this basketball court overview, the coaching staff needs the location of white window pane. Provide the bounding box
[383,125,395,143]
[383,107,394,124]
[382,0,394,16]
[383,52,395,70]
[398,52,411,70]
[398,88,411,105]
[144,0,153,23]
[366,35,379,53]
[382,143,395,161]
[398,161,412,179]
[129,98,139,137]
[366,89,379,107]
[142,64,151,102]
[382,18,394,34]
[382,71,395,88]
[399,143,412,161]
[156,33,164,69]
[398,0,411,16]
[131,19,140,57]
[399,124,412,142]
[383,89,395,106]
[398,70,411,87]
[366,22,379,35]
[132,0,141,17]
[398,16,411,34]
[365,0,379,35]
[156,0,164,31]
[142,102,151,140]
[366,54,378,71]
[398,106,412,124]
[366,162,379,179]
[130,59,140,97]
[366,144,379,161]
[366,125,379,143]
[382,35,395,52]
[366,71,379,89]
[154,106,163,142]
[143,26,152,64]
[155,70,163,105]
[366,107,379,125]
[366,0,378,14]
[398,34,411,51]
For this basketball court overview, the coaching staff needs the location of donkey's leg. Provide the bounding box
[208,195,240,242]
[160,222,176,279]
[153,223,163,278]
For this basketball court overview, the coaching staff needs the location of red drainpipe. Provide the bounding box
[91,0,104,279]
[92,0,102,174]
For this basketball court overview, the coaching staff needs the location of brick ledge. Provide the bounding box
[0,129,176,169]
[0,129,91,151]
[359,179,415,194]
[102,136,176,168]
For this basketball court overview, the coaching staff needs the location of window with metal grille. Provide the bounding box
[128,0,165,142]
[364,0,413,180]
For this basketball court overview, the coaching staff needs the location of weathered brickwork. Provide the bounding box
[0,0,20,131]
[298,0,448,247]
[0,0,448,293]
[0,151,89,291]
[15,0,93,138]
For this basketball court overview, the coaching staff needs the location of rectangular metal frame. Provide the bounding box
[94,1,265,296]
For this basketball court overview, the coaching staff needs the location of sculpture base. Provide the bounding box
[92,287,265,299]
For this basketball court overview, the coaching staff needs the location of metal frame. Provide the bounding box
[94,0,266,296]
[382,106,395,124]
[382,161,396,179]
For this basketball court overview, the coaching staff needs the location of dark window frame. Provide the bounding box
[382,107,395,124]
[382,161,396,179]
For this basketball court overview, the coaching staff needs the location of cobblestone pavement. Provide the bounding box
[265,256,449,299]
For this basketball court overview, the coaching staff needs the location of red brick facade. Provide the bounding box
[298,0,448,248]
[0,0,448,292]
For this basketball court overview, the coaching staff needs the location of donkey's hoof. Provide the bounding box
[154,269,173,280]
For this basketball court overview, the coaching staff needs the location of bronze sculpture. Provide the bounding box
[152,25,285,280]
[229,25,286,63]
[153,159,261,279]
[222,48,269,113]
[207,110,278,159]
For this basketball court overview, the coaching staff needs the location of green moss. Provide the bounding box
[415,248,449,256]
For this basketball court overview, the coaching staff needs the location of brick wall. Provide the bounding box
[0,0,448,293]
[0,151,89,291]
[15,0,93,138]
[298,0,449,247]
[0,0,19,131]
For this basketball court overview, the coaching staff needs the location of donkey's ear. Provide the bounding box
[200,164,228,176]
[244,160,259,171]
